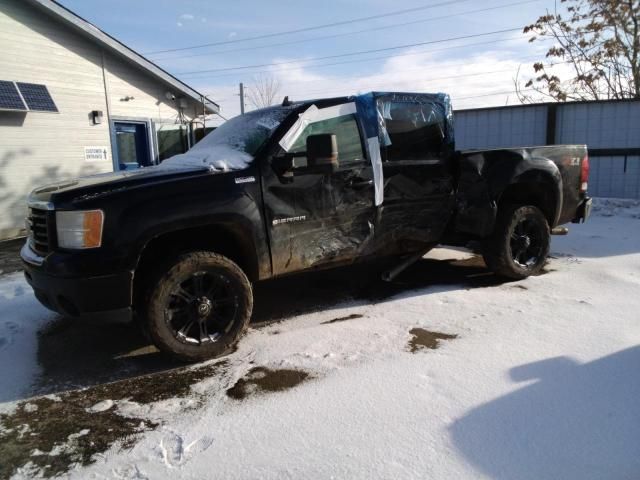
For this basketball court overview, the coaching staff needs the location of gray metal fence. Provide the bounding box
[454,99,640,199]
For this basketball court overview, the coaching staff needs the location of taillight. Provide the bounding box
[580,154,589,192]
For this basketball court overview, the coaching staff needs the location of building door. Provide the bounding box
[114,121,152,170]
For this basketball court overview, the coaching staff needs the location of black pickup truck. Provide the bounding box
[22,92,591,361]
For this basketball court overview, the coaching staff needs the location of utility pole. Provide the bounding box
[239,82,245,115]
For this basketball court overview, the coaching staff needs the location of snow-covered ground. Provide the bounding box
[1,198,639,479]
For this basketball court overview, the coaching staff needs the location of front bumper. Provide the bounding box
[21,243,133,316]
[572,196,592,223]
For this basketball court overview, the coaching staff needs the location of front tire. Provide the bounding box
[144,252,253,362]
[483,205,550,280]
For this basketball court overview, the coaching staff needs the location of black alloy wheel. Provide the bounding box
[166,270,239,345]
[145,252,253,362]
[483,205,550,280]
[510,216,545,268]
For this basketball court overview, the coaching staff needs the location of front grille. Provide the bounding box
[28,207,50,254]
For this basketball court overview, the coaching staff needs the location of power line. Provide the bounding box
[264,60,565,100]
[152,0,542,62]
[177,28,524,76]
[268,53,549,96]
[277,64,539,99]
[210,60,566,110]
[210,54,571,109]
[454,87,536,100]
[144,0,475,55]
[196,34,543,83]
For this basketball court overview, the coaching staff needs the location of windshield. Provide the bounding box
[159,106,294,171]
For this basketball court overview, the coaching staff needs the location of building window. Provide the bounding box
[157,124,190,162]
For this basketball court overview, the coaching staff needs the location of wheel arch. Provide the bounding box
[132,222,262,310]
[497,170,562,228]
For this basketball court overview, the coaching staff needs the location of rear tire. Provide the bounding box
[483,205,550,280]
[144,252,253,362]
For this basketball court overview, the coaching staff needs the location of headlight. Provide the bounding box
[56,210,104,249]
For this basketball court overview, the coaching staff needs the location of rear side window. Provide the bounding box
[289,114,365,165]
[378,101,447,162]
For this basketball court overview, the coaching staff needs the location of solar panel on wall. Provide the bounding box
[0,80,27,111]
[16,82,58,112]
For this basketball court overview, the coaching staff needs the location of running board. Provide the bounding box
[551,227,569,236]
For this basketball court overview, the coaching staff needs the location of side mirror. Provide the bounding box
[306,134,339,173]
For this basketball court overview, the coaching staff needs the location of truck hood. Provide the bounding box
[28,163,231,206]
[29,135,259,207]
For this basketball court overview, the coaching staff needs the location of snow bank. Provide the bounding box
[1,200,639,479]
[591,197,640,218]
[68,200,640,479]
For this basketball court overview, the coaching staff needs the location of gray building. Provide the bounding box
[455,99,640,200]
[0,0,219,240]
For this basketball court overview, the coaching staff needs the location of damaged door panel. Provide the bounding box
[264,104,376,275]
[374,94,456,252]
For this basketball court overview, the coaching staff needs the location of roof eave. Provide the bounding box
[25,0,219,115]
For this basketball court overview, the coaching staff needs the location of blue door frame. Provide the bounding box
[112,120,153,171]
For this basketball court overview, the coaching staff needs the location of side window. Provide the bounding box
[378,101,446,162]
[289,114,365,166]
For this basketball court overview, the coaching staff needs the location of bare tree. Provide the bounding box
[516,0,640,103]
[245,74,281,109]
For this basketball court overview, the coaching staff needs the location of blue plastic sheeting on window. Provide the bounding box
[351,91,454,206]
[371,92,455,150]
[353,93,384,206]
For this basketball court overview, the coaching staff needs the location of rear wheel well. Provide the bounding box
[498,182,556,227]
[133,225,258,310]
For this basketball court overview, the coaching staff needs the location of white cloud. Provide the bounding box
[198,46,569,122]
[177,13,210,28]
[228,32,237,39]
[264,51,536,108]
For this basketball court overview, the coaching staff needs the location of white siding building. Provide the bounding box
[0,0,218,240]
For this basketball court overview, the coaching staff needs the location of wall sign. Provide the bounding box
[84,146,109,162]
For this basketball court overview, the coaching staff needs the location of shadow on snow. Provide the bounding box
[450,346,640,479]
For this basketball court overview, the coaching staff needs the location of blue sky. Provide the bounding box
[58,0,560,119]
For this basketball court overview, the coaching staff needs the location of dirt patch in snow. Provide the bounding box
[321,313,365,325]
[226,367,310,400]
[0,361,226,479]
[408,328,457,352]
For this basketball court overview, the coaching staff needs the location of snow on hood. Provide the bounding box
[158,144,253,173]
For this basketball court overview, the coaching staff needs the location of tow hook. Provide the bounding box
[551,227,569,236]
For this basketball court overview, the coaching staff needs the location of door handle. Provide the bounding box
[348,179,373,189]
